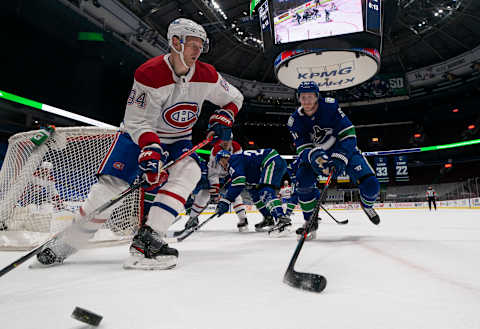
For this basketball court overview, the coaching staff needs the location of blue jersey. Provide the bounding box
[287,97,357,161]
[224,148,282,201]
[286,157,300,186]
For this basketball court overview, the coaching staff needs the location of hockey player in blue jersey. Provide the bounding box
[214,149,291,234]
[288,81,380,239]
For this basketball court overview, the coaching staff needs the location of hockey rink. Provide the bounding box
[1,208,480,329]
[274,0,363,43]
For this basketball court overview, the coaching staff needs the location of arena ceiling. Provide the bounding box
[119,0,480,82]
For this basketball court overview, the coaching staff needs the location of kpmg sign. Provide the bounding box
[296,62,356,88]
[275,48,380,90]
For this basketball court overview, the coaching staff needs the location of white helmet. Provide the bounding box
[40,161,53,170]
[167,18,209,63]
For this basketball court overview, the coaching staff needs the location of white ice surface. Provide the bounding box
[1,209,480,329]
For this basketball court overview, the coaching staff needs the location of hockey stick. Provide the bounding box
[0,180,142,278]
[319,204,348,225]
[282,171,334,293]
[172,212,219,242]
[0,136,213,277]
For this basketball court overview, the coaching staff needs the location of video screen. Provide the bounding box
[272,0,364,44]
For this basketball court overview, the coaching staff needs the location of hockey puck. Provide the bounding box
[71,307,103,326]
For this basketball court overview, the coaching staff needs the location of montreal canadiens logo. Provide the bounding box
[113,162,125,170]
[163,102,199,129]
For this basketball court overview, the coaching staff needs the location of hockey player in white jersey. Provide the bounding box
[207,138,249,231]
[19,161,64,211]
[279,180,292,204]
[34,18,243,270]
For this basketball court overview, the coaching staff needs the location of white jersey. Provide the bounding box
[122,54,243,146]
[279,186,292,199]
[426,189,436,197]
[207,141,243,190]
[20,170,61,206]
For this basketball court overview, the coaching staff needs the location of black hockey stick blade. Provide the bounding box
[319,204,348,225]
[283,269,327,293]
[282,171,334,293]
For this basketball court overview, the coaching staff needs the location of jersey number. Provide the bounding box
[396,166,407,175]
[243,150,265,156]
[127,89,146,109]
[376,167,388,177]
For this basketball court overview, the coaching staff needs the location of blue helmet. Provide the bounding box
[297,81,319,99]
[215,149,231,163]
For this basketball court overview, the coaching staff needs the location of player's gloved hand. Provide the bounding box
[308,147,330,176]
[208,109,233,142]
[216,198,231,216]
[138,143,169,190]
[328,153,348,180]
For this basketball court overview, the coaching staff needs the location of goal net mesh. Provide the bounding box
[0,127,142,250]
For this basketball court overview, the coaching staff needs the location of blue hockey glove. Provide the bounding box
[216,198,231,216]
[208,109,233,142]
[308,147,330,176]
[138,144,169,189]
[328,153,348,180]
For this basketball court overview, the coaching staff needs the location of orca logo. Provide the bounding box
[163,102,199,129]
[310,126,333,145]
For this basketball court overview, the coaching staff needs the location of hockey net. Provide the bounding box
[0,127,142,250]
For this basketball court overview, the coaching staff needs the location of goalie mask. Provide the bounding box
[167,18,209,68]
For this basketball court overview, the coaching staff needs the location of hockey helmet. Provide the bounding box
[215,149,231,163]
[297,81,320,100]
[167,18,209,53]
[284,180,289,186]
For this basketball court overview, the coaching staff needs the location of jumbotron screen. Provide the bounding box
[272,0,364,44]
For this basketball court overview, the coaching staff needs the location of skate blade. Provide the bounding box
[254,226,274,232]
[296,231,317,241]
[268,225,292,238]
[28,260,63,269]
[123,255,177,270]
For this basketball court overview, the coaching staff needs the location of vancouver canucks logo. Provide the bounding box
[310,125,333,144]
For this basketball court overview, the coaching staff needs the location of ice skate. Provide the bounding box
[124,225,178,270]
[268,216,292,238]
[254,215,274,232]
[361,204,380,225]
[295,218,319,241]
[30,236,78,268]
[237,218,248,232]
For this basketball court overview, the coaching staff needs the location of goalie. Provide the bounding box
[18,161,64,211]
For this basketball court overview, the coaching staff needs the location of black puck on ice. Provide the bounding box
[71,307,103,326]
